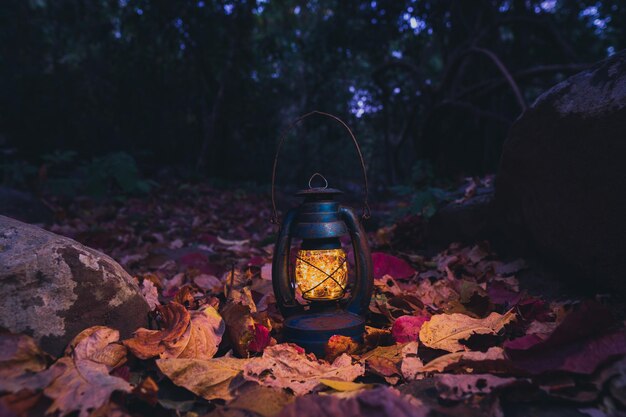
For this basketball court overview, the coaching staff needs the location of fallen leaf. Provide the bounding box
[222,290,272,356]
[371,253,416,279]
[399,342,424,381]
[243,344,364,395]
[319,379,373,391]
[435,374,521,400]
[360,343,415,384]
[194,274,222,292]
[0,333,51,379]
[325,335,360,362]
[392,315,430,343]
[227,384,294,417]
[140,279,160,310]
[506,301,626,374]
[419,310,515,352]
[157,356,250,401]
[123,302,191,359]
[418,347,506,373]
[276,387,427,417]
[44,327,132,417]
[178,306,225,359]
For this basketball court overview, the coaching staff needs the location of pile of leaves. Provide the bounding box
[2,182,626,417]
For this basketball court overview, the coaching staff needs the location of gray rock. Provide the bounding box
[0,215,150,356]
[495,51,626,294]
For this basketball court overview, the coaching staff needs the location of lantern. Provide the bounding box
[270,111,373,355]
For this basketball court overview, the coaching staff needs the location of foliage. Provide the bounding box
[1,0,625,186]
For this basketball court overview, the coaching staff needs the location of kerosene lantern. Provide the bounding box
[270,111,373,355]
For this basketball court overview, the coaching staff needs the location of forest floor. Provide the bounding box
[2,180,626,417]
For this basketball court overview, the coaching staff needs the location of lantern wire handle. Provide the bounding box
[308,173,328,190]
[270,111,371,224]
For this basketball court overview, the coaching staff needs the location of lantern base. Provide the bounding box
[283,311,365,357]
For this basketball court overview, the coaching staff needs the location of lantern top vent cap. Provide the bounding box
[295,187,343,197]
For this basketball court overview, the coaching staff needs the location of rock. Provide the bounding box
[0,215,150,356]
[0,187,53,225]
[426,190,494,249]
[495,51,626,294]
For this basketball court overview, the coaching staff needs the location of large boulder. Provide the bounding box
[495,51,626,293]
[0,215,150,356]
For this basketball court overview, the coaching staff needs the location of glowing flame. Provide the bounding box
[295,248,348,301]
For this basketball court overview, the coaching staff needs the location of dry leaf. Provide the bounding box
[418,346,506,373]
[319,379,373,392]
[243,344,364,395]
[157,356,250,401]
[45,327,132,417]
[325,335,360,362]
[141,279,160,310]
[419,310,515,352]
[0,333,51,379]
[123,302,191,359]
[360,343,415,384]
[276,387,428,417]
[399,342,424,381]
[227,384,294,417]
[178,306,225,359]
[222,291,271,356]
[435,374,520,400]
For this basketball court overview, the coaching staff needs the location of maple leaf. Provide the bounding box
[123,303,224,360]
[243,344,364,395]
[371,253,416,279]
[419,310,516,352]
[123,302,191,359]
[157,356,250,401]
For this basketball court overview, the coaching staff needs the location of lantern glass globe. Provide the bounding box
[295,248,348,300]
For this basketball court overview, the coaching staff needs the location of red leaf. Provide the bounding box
[371,253,416,280]
[506,301,626,374]
[248,324,271,353]
[392,315,430,343]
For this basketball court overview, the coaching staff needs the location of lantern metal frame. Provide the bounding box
[270,111,374,355]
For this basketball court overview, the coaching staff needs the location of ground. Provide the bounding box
[1,180,625,417]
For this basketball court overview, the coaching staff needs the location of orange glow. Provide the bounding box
[295,248,348,300]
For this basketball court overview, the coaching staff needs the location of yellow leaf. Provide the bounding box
[319,379,372,391]
[419,310,515,352]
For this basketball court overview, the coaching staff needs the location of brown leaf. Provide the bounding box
[419,310,515,352]
[221,289,271,357]
[123,302,191,359]
[178,306,225,359]
[157,356,250,401]
[0,333,51,379]
[276,387,428,417]
[418,346,506,373]
[227,384,294,417]
[67,326,127,369]
[399,342,424,381]
[45,327,132,417]
[361,343,416,384]
[325,335,360,362]
[243,344,364,395]
[435,374,522,400]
